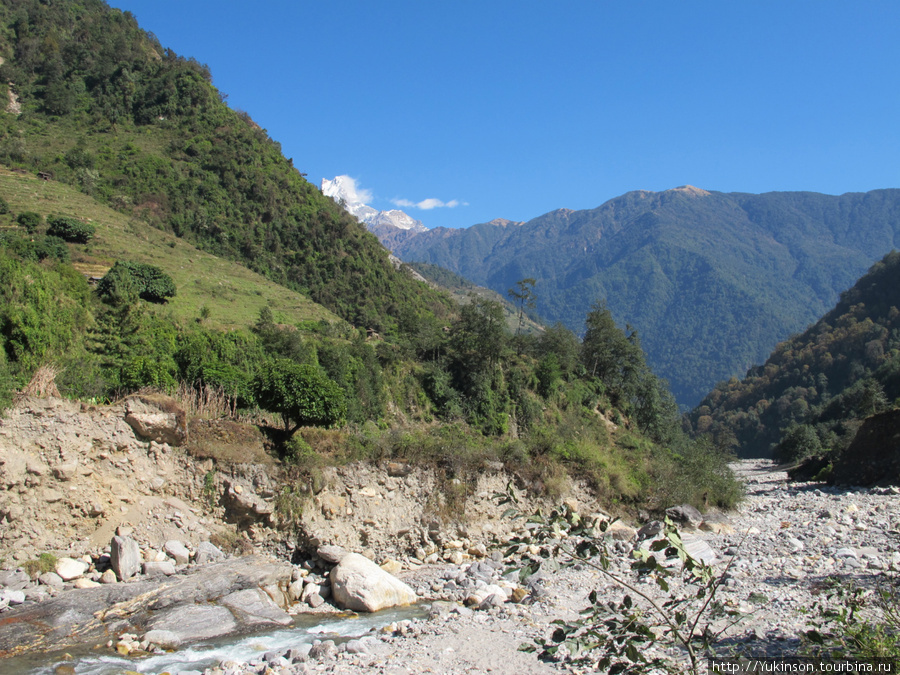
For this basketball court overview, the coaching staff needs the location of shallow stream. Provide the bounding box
[6,605,427,675]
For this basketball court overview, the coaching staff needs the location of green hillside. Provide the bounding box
[0,0,452,334]
[393,186,900,408]
[0,168,338,329]
[687,250,900,460]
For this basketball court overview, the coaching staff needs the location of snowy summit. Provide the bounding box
[322,176,428,233]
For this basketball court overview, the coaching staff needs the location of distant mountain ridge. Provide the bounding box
[388,186,900,407]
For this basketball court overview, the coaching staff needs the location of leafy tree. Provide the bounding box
[46,215,95,243]
[253,359,346,438]
[97,261,176,304]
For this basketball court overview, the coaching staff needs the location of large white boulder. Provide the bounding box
[330,553,417,612]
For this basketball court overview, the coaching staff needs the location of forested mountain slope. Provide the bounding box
[394,186,900,407]
[688,250,900,460]
[0,0,451,334]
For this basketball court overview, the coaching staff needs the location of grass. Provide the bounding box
[0,167,340,330]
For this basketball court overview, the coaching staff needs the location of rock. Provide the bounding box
[288,579,305,602]
[52,461,79,482]
[307,592,325,608]
[54,557,88,581]
[665,504,704,529]
[123,395,187,446]
[100,569,118,584]
[637,520,664,540]
[681,536,719,565]
[143,629,182,650]
[219,588,292,627]
[317,544,349,564]
[142,561,176,576]
[386,462,411,477]
[603,520,637,541]
[318,493,346,520]
[39,572,65,588]
[0,589,26,605]
[330,552,418,612]
[43,488,65,503]
[380,558,403,575]
[110,535,141,580]
[221,479,273,527]
[194,541,225,564]
[72,578,101,589]
[147,603,237,642]
[164,540,191,565]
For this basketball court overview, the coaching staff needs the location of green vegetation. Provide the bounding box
[394,188,900,408]
[46,215,95,243]
[97,260,176,303]
[0,0,739,517]
[688,250,900,461]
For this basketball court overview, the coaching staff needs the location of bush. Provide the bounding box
[46,215,95,243]
[16,211,43,234]
[97,261,176,304]
[0,196,9,215]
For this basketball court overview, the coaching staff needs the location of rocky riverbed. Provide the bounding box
[1,395,897,675]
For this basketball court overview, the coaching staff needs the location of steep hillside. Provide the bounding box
[688,250,900,460]
[0,0,451,334]
[0,168,339,329]
[394,186,900,407]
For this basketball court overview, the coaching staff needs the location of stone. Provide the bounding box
[0,589,26,605]
[665,504,704,529]
[288,579,305,602]
[143,629,183,650]
[100,569,118,584]
[219,588,292,627]
[110,535,142,580]
[72,578,101,589]
[38,572,65,588]
[43,488,65,503]
[330,552,418,612]
[123,395,187,446]
[380,558,403,575]
[142,561,176,576]
[603,520,637,541]
[52,461,79,482]
[164,540,191,565]
[317,545,349,564]
[147,604,237,643]
[194,541,225,564]
[54,557,88,581]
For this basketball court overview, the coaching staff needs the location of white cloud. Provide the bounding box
[326,175,373,205]
[391,197,464,210]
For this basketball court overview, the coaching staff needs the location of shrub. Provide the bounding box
[97,261,176,304]
[46,215,95,243]
[16,212,42,233]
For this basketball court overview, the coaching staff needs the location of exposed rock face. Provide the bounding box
[123,395,187,446]
[330,552,418,612]
[830,409,900,486]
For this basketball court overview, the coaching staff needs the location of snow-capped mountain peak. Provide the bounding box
[321,176,428,233]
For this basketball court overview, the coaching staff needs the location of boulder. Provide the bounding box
[317,544,349,564]
[164,540,191,565]
[330,553,418,612]
[700,513,736,535]
[194,541,225,565]
[110,536,141,580]
[221,479,273,528]
[54,558,88,581]
[665,504,704,529]
[142,561,177,577]
[123,395,186,446]
[219,588,292,627]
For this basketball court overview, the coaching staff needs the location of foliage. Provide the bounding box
[690,250,900,459]
[499,491,744,675]
[395,188,900,408]
[253,358,347,438]
[46,215,95,243]
[21,552,58,580]
[802,574,900,668]
[97,260,176,304]
[16,211,42,233]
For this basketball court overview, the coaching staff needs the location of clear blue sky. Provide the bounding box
[110,0,900,229]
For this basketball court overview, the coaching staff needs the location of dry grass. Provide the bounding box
[21,364,61,398]
[175,382,239,419]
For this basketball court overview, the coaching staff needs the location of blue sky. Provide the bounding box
[110,0,900,229]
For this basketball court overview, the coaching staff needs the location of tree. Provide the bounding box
[507,277,537,336]
[97,261,176,304]
[253,359,346,438]
[46,215,95,243]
